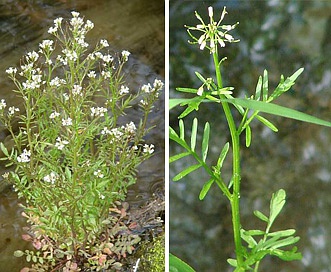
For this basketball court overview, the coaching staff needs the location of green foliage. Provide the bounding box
[0,11,162,271]
[140,234,165,272]
[170,5,330,271]
[169,253,196,272]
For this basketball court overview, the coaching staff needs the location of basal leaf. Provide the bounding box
[253,210,269,223]
[173,164,201,181]
[201,122,210,162]
[199,178,214,200]
[269,189,286,229]
[271,247,302,261]
[191,118,198,151]
[267,229,296,238]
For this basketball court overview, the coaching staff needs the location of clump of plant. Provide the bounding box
[169,6,331,271]
[138,233,165,272]
[0,11,163,271]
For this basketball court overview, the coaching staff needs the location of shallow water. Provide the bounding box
[0,0,164,270]
[170,1,331,271]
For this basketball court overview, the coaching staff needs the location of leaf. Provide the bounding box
[240,229,258,248]
[191,118,198,151]
[256,115,278,132]
[269,189,286,228]
[201,122,210,162]
[169,98,190,110]
[243,230,266,236]
[253,210,269,223]
[270,68,304,99]
[245,125,251,147]
[269,236,301,250]
[179,119,185,140]
[173,164,201,181]
[177,87,199,94]
[14,250,25,257]
[224,98,331,127]
[169,253,196,272]
[195,71,206,83]
[254,75,262,100]
[267,229,296,238]
[0,142,9,157]
[271,247,302,261]
[170,152,191,163]
[216,142,230,170]
[227,258,237,268]
[262,70,269,101]
[199,178,214,200]
[169,127,185,146]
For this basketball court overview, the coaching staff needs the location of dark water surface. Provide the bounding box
[170,1,331,271]
[0,0,164,271]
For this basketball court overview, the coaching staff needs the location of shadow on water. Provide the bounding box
[170,1,331,271]
[0,0,164,271]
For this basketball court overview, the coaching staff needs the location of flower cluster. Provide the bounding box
[186,6,239,53]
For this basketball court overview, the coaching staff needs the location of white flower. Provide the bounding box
[49,111,60,119]
[43,172,57,184]
[102,54,113,63]
[8,107,19,116]
[124,121,136,134]
[99,194,105,200]
[93,170,104,178]
[153,79,164,90]
[87,70,96,78]
[121,50,130,62]
[197,86,204,96]
[55,137,69,150]
[85,20,94,30]
[141,83,151,93]
[119,85,129,95]
[5,67,17,75]
[62,117,72,126]
[50,77,66,87]
[140,99,148,107]
[101,71,111,79]
[143,144,154,154]
[17,149,31,163]
[72,84,83,96]
[39,39,54,51]
[48,26,58,34]
[100,39,109,47]
[26,51,39,62]
[54,17,63,26]
[71,11,80,17]
[63,93,69,101]
[90,107,107,117]
[0,99,6,110]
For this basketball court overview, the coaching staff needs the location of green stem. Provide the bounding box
[213,51,244,267]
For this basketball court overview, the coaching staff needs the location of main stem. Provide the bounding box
[213,51,244,267]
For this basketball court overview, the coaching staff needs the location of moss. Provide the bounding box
[139,233,165,271]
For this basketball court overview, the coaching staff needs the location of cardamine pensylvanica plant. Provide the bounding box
[169,6,331,272]
[0,11,163,271]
